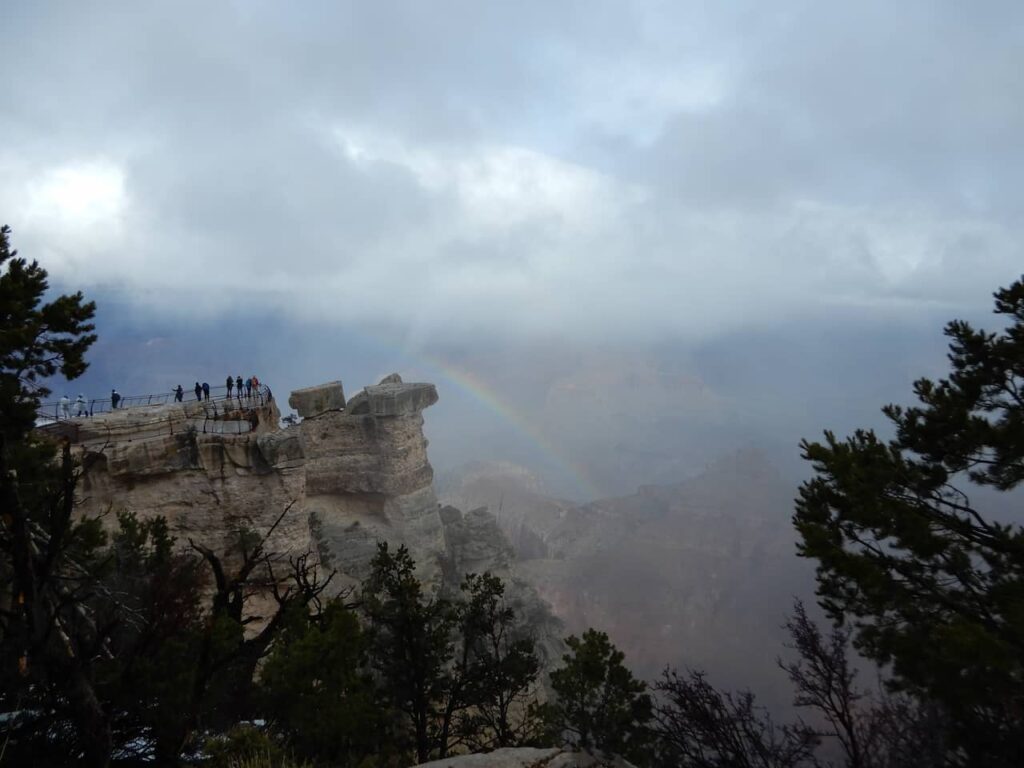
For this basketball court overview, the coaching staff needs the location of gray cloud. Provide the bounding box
[4,2,1023,495]
[4,1,1022,339]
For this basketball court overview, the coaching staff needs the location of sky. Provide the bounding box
[3,2,1023,498]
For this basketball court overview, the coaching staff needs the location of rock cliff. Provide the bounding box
[72,376,560,651]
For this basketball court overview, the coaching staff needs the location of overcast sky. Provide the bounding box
[3,2,1023,497]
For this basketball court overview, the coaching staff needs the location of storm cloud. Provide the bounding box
[3,2,1022,496]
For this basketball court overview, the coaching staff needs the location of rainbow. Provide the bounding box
[382,343,602,501]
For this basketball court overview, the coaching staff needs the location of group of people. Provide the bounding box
[58,394,90,419]
[56,389,122,418]
[55,375,265,420]
[171,375,262,403]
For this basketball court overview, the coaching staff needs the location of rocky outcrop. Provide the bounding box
[345,375,439,417]
[71,375,559,645]
[77,396,307,562]
[72,377,445,588]
[288,380,346,416]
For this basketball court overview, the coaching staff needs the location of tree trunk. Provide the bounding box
[415,708,430,764]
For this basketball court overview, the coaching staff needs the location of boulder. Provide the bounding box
[288,381,346,417]
[378,372,403,384]
[361,382,438,416]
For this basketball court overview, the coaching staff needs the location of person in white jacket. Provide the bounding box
[75,394,88,417]
[59,394,71,420]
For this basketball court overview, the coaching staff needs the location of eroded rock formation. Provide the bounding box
[73,375,560,655]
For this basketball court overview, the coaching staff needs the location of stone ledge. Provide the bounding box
[288,381,346,417]
[347,382,438,416]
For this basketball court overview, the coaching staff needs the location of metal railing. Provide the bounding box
[34,385,273,448]
[38,384,272,421]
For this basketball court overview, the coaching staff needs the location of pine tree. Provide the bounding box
[795,277,1024,765]
[0,224,106,764]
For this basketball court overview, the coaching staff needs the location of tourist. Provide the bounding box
[202,382,211,401]
[226,375,234,398]
[174,384,184,402]
[236,375,243,399]
[59,394,71,420]
[245,377,253,398]
[194,382,202,401]
[75,394,88,417]
[111,389,121,409]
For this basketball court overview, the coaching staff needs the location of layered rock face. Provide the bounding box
[295,379,446,588]
[72,375,557,637]
[76,395,307,560]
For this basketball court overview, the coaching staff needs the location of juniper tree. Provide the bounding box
[363,542,456,763]
[454,572,542,751]
[541,628,652,761]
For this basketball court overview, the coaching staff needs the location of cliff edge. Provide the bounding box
[72,375,561,659]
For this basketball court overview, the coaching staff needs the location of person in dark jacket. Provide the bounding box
[111,389,121,409]
[245,377,253,398]
[202,382,210,401]
[174,385,184,403]
[236,376,243,399]
[194,382,202,401]
[226,375,234,398]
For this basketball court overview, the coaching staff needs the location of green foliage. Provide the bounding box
[362,542,455,763]
[202,724,293,768]
[454,572,542,751]
[795,277,1024,765]
[361,546,543,761]
[0,223,96,440]
[0,225,102,762]
[541,628,652,761]
[260,601,388,766]
[99,518,208,763]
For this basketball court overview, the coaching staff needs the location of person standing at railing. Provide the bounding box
[111,388,121,409]
[245,377,253,399]
[226,375,234,399]
[236,375,243,400]
[59,394,71,419]
[75,394,87,417]
[174,384,184,402]
[194,382,202,402]
[202,382,210,401]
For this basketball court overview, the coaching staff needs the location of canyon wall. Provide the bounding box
[72,375,561,659]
